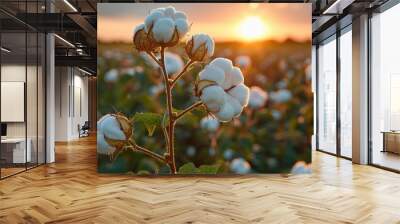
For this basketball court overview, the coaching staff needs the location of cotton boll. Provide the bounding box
[164,52,184,75]
[248,86,268,109]
[97,130,114,155]
[200,116,220,132]
[228,84,250,107]
[235,55,251,68]
[199,65,225,86]
[229,67,245,86]
[152,18,175,43]
[134,23,145,34]
[186,146,196,157]
[230,158,251,174]
[133,23,158,52]
[175,18,189,37]
[277,80,287,89]
[255,73,267,85]
[223,148,234,160]
[216,102,235,122]
[174,11,187,20]
[200,86,225,112]
[225,95,243,117]
[149,83,164,96]
[186,34,215,61]
[291,161,311,174]
[104,69,119,83]
[270,89,292,103]
[271,110,282,120]
[210,57,233,74]
[164,6,176,17]
[198,57,249,122]
[97,114,132,155]
[121,68,135,77]
[143,6,190,46]
[140,52,159,68]
[100,115,127,141]
[144,11,164,32]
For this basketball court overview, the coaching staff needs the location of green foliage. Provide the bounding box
[178,163,219,174]
[98,40,313,174]
[158,165,172,175]
[133,112,162,136]
[178,163,198,174]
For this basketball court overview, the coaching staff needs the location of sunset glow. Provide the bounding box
[98,3,311,43]
[237,16,267,42]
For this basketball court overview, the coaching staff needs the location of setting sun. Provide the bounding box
[237,16,267,42]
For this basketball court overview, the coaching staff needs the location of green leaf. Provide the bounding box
[178,162,199,174]
[137,170,150,175]
[178,163,219,174]
[158,165,171,175]
[198,165,219,174]
[133,112,162,136]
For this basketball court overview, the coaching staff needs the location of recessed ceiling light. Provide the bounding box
[63,0,78,12]
[1,47,11,53]
[54,34,75,48]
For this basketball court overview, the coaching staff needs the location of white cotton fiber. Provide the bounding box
[152,18,175,43]
[199,65,225,85]
[198,58,250,122]
[248,86,268,109]
[143,6,190,44]
[228,84,250,106]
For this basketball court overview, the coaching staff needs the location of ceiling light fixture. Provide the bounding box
[1,47,11,53]
[78,67,93,76]
[54,34,75,48]
[63,0,78,12]
[323,0,355,15]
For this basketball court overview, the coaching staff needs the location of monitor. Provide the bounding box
[1,123,7,137]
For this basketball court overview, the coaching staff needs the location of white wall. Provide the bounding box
[54,67,89,141]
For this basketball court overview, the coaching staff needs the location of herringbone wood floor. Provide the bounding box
[1,136,400,224]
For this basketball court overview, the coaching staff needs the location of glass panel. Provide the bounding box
[371,4,400,171]
[317,37,337,154]
[1,30,27,177]
[339,29,352,158]
[27,30,38,169]
[38,32,45,165]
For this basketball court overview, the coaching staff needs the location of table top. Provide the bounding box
[1,138,29,143]
[381,131,400,134]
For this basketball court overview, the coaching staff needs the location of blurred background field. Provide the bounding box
[97,39,312,174]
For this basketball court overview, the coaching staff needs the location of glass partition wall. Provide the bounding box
[0,2,46,179]
[370,3,400,171]
[317,35,337,155]
[316,26,353,159]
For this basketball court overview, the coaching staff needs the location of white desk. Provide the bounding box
[1,138,31,163]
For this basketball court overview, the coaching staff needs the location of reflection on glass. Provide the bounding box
[318,37,337,154]
[1,31,27,177]
[340,29,352,158]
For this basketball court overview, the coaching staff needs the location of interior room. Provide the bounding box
[0,0,399,223]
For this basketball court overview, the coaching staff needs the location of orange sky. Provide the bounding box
[98,3,311,43]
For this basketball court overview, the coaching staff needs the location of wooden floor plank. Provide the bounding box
[0,136,400,223]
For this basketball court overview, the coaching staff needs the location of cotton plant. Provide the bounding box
[248,86,268,110]
[98,6,250,174]
[200,116,220,133]
[235,55,251,68]
[270,89,292,103]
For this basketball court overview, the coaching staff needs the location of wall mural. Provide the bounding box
[97,3,312,175]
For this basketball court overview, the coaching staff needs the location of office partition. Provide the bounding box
[0,1,46,179]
